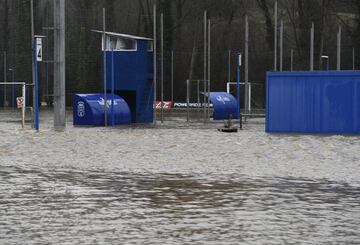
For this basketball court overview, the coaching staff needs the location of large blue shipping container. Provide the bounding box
[266,71,360,134]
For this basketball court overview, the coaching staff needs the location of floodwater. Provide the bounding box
[0,111,360,244]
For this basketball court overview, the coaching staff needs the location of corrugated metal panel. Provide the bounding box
[266,71,360,134]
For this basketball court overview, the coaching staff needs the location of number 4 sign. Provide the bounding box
[36,38,42,62]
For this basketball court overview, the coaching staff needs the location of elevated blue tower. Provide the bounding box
[94,31,154,123]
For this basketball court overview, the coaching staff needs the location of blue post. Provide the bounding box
[236,53,241,121]
[111,49,115,126]
[34,38,39,131]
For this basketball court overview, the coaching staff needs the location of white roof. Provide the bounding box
[92,30,153,41]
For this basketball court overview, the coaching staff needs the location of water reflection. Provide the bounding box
[0,166,359,244]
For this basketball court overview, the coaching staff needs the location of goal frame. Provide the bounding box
[0,82,26,128]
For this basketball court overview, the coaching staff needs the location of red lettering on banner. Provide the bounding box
[156,101,172,109]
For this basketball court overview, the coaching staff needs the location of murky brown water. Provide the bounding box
[0,111,360,244]
[1,167,359,244]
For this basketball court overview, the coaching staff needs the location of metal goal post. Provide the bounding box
[0,82,26,128]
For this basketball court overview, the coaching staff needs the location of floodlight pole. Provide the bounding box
[161,13,164,123]
[30,0,39,131]
[291,48,294,71]
[22,83,26,128]
[33,37,39,131]
[337,25,342,71]
[279,19,283,72]
[197,80,200,120]
[54,0,66,130]
[310,22,314,71]
[171,50,174,104]
[153,4,157,126]
[203,10,207,122]
[228,50,231,84]
[353,48,355,71]
[207,18,211,122]
[111,49,115,127]
[186,79,189,123]
[3,52,7,107]
[9,68,15,108]
[245,15,249,113]
[274,0,278,71]
[30,0,35,114]
[102,8,107,127]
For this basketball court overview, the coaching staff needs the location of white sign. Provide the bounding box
[173,102,213,108]
[97,98,119,108]
[17,97,24,109]
[77,102,85,117]
[216,96,231,104]
[36,38,42,62]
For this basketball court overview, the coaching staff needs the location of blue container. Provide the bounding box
[73,94,131,126]
[266,71,360,134]
[207,92,240,120]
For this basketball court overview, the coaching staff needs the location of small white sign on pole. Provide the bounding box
[36,38,43,62]
[17,97,25,109]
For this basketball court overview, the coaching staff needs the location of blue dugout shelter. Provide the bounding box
[73,31,154,126]
[73,94,131,126]
[98,31,154,124]
[203,92,240,120]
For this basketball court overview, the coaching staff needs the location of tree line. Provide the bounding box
[1,0,359,107]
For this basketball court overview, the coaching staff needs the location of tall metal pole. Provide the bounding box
[30,0,35,114]
[186,79,189,123]
[279,19,283,72]
[171,50,174,104]
[274,0,278,71]
[353,48,355,71]
[203,10,207,122]
[10,69,15,108]
[3,52,6,107]
[237,53,242,128]
[160,13,164,123]
[337,25,341,71]
[245,15,249,113]
[291,48,294,71]
[34,39,39,131]
[310,22,314,71]
[45,0,50,105]
[207,19,211,121]
[153,4,157,126]
[228,50,231,83]
[197,80,200,121]
[111,49,115,126]
[54,0,66,130]
[22,83,26,128]
[102,8,107,127]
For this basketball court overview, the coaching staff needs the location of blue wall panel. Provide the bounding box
[102,40,154,123]
[266,71,360,134]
